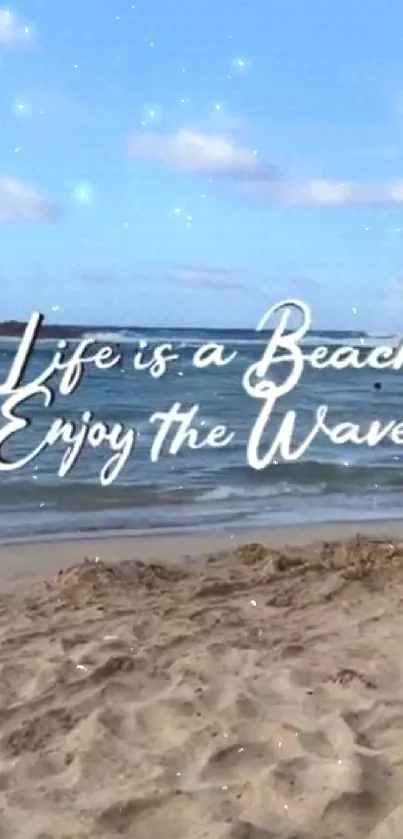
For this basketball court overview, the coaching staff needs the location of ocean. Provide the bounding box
[0,324,402,542]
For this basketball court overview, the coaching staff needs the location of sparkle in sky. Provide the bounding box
[1,1,403,329]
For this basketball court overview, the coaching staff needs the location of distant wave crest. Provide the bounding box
[81,330,139,344]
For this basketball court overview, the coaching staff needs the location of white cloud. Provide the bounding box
[284,180,354,205]
[170,266,240,283]
[249,178,403,207]
[0,9,33,46]
[0,176,56,222]
[127,129,265,176]
[127,127,403,208]
[389,182,403,202]
[163,264,267,295]
[167,265,261,293]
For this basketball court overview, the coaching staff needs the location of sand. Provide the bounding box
[1,527,403,837]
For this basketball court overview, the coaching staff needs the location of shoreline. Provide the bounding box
[3,514,403,547]
[1,517,403,594]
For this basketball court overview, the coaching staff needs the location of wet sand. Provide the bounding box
[1,524,403,837]
[2,519,403,592]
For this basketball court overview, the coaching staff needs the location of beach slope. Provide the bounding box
[0,532,403,837]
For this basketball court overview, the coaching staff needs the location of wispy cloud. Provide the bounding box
[0,9,33,47]
[81,265,253,292]
[168,265,254,292]
[127,130,276,179]
[250,178,403,206]
[127,127,403,208]
[0,176,57,222]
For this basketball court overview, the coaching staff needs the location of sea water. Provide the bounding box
[0,325,401,541]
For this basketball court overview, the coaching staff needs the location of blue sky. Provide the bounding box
[2,0,403,330]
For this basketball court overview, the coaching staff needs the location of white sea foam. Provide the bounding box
[197,482,326,502]
[0,329,399,351]
[81,331,138,343]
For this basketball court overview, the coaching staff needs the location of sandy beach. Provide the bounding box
[0,525,403,837]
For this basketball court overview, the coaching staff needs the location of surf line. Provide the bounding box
[0,311,179,396]
[242,298,403,469]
